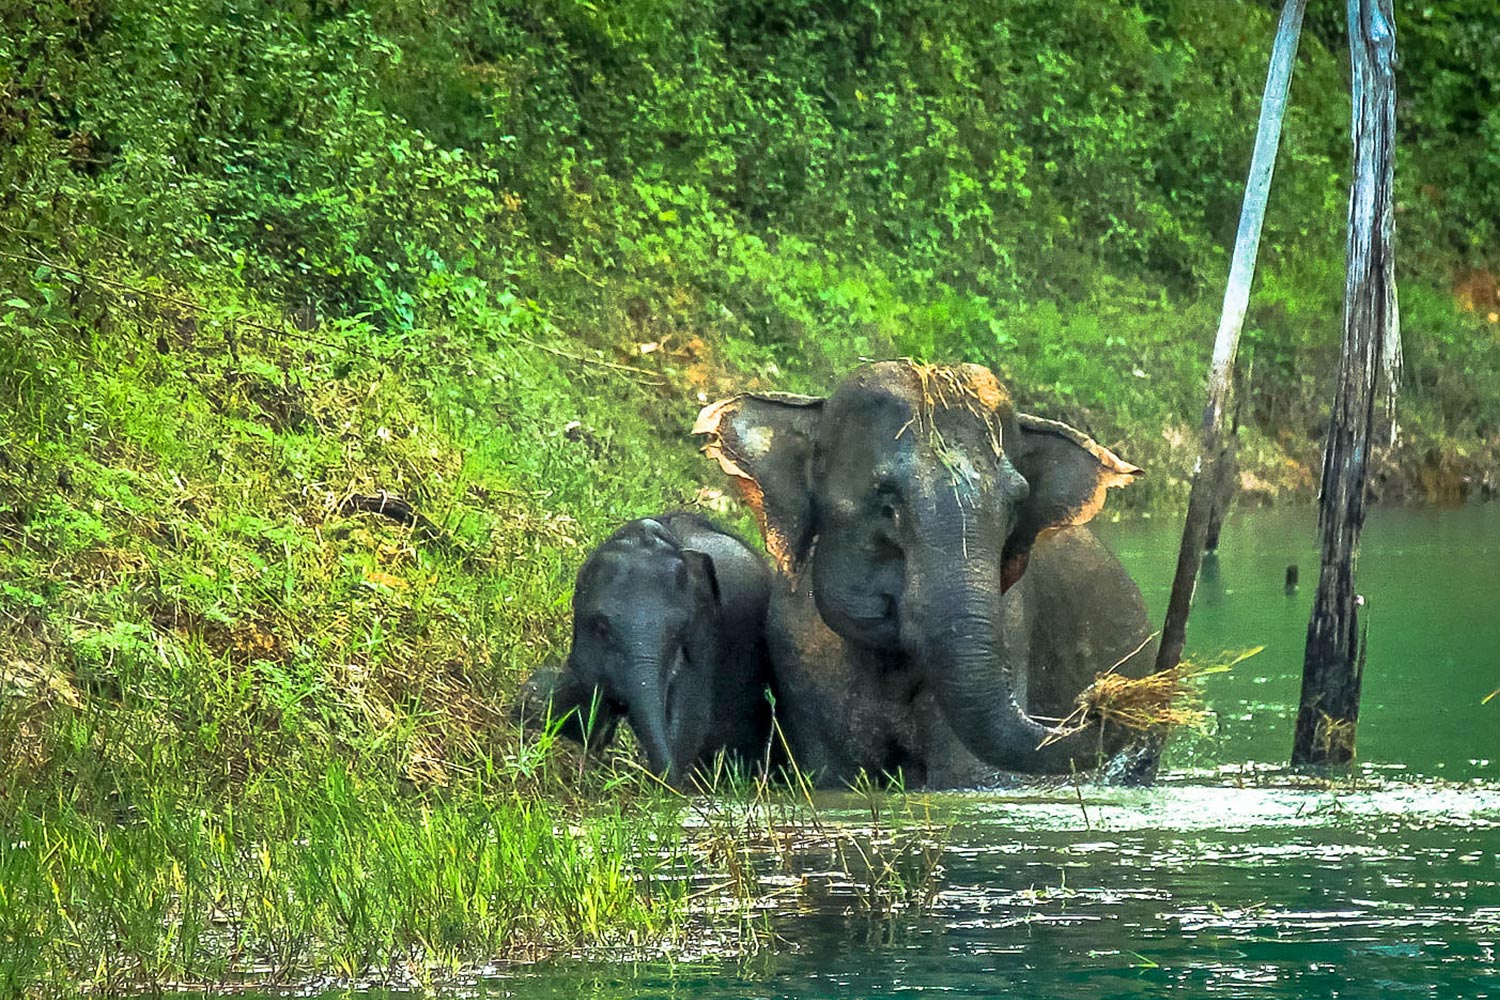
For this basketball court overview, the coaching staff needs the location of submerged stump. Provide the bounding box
[1292,0,1401,767]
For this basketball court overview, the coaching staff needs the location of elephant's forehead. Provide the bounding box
[842,368,1014,456]
[584,552,680,597]
[594,592,683,624]
[588,581,692,632]
[862,360,1013,413]
[953,363,1009,411]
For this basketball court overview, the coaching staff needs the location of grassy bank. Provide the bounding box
[0,252,948,992]
[0,242,721,988]
[1,761,690,991]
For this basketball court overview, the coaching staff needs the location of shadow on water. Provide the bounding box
[278,508,1500,997]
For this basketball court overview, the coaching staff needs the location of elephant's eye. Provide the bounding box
[585,615,612,640]
[874,482,902,522]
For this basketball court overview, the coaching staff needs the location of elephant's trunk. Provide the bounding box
[906,533,1105,774]
[620,650,683,788]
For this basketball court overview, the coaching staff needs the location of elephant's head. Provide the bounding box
[565,519,728,787]
[694,361,1140,771]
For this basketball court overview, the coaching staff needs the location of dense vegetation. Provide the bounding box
[2,0,1498,990]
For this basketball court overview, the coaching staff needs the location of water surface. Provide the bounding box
[1107,504,1499,778]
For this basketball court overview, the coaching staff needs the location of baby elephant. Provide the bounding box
[519,513,774,787]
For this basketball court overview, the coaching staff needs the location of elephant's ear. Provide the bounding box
[693,393,825,576]
[679,548,721,604]
[1002,414,1143,592]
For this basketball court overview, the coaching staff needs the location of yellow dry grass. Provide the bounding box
[1312,711,1357,759]
[1041,641,1263,746]
[903,360,1009,458]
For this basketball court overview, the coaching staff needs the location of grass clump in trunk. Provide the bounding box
[1043,644,1264,749]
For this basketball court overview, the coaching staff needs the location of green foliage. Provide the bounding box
[4,0,1492,434]
[1297,1,1500,271]
[3,0,1500,988]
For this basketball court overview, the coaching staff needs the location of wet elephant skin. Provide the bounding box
[695,361,1156,788]
[518,513,774,787]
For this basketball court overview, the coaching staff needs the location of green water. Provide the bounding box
[323,508,1500,997]
[1109,504,1500,780]
[489,783,1499,998]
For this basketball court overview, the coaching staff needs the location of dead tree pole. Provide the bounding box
[1156,0,1307,673]
[1292,0,1402,766]
[1204,356,1249,554]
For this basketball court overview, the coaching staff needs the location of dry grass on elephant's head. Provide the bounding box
[902,361,1012,459]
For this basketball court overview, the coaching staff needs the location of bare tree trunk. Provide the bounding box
[1202,444,1235,553]
[1204,362,1248,554]
[1156,0,1306,673]
[1292,0,1402,767]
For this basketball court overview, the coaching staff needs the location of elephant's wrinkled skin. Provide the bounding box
[517,513,774,787]
[694,361,1156,787]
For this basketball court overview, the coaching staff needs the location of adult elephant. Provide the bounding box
[693,361,1156,788]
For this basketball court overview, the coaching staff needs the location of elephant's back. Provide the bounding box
[1018,527,1156,718]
